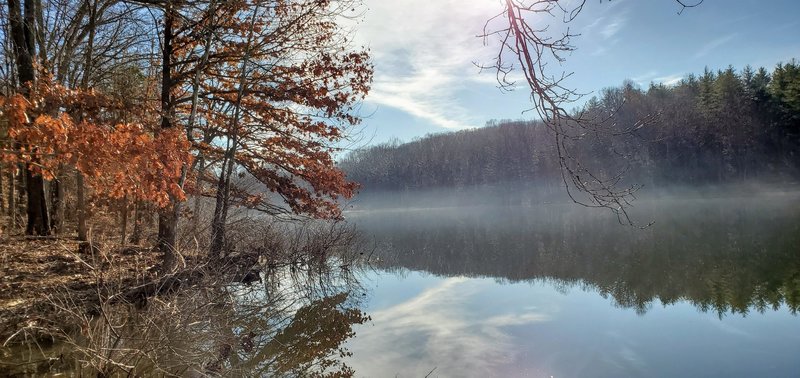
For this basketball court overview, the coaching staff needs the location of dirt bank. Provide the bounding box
[0,237,159,343]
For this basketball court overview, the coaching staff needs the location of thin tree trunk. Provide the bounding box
[210,142,232,258]
[120,197,128,245]
[33,0,47,68]
[192,155,205,229]
[16,164,25,217]
[210,3,260,259]
[6,168,13,218]
[75,0,96,242]
[186,0,216,235]
[76,171,87,240]
[50,164,64,233]
[130,201,143,245]
[8,166,17,231]
[0,164,5,214]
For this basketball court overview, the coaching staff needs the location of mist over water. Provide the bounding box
[341,183,800,377]
[346,180,800,212]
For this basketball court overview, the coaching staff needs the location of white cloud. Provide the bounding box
[600,17,626,39]
[694,33,738,59]
[631,71,684,87]
[583,16,606,35]
[631,70,658,86]
[590,45,609,56]
[346,277,553,377]
[351,1,521,130]
[577,5,628,56]
[653,74,684,86]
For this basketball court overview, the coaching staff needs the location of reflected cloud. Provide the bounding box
[349,277,552,377]
[711,319,752,338]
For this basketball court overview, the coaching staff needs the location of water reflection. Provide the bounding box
[343,193,800,377]
[351,277,556,376]
[352,193,800,316]
[4,193,799,376]
[1,266,368,377]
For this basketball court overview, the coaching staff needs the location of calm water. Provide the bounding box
[3,190,799,377]
[343,190,800,377]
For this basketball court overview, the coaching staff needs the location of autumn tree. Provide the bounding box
[1,0,191,242]
[2,0,370,274]
[145,0,371,258]
[203,0,370,258]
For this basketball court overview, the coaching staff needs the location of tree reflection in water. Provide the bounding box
[354,193,800,317]
[3,250,369,377]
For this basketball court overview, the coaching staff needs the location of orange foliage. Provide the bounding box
[0,76,192,208]
[173,0,372,219]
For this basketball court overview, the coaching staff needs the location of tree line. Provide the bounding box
[340,61,800,191]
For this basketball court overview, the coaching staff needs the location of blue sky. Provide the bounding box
[345,0,800,147]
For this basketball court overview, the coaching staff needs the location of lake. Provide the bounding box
[342,188,800,377]
[2,188,798,377]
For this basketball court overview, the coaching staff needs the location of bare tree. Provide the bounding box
[482,0,701,225]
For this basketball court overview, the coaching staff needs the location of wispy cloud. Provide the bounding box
[351,1,502,130]
[583,16,606,35]
[580,5,628,56]
[653,74,685,86]
[694,33,738,59]
[631,71,685,86]
[601,17,626,39]
[773,20,800,32]
[590,45,609,56]
[347,278,553,377]
[631,70,659,84]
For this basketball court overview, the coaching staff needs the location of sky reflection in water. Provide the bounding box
[344,191,800,377]
[348,272,799,377]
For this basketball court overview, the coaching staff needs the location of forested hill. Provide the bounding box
[340,62,800,191]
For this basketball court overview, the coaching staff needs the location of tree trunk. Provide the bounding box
[50,165,64,233]
[192,156,205,230]
[7,168,14,218]
[209,151,230,259]
[75,0,95,242]
[0,164,5,214]
[6,0,34,88]
[7,0,51,236]
[209,4,259,260]
[25,168,50,235]
[130,201,142,245]
[156,5,179,272]
[186,0,216,235]
[76,171,87,241]
[120,197,128,245]
[16,164,25,217]
[158,204,179,270]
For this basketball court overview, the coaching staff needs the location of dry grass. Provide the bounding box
[0,204,372,376]
[0,235,160,345]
